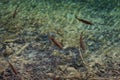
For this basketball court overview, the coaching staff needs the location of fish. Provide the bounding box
[49,36,63,49]
[80,33,86,50]
[5,58,18,75]
[75,16,93,25]
[8,61,18,74]
[13,4,19,18]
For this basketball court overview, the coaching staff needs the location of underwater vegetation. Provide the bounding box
[0,0,120,80]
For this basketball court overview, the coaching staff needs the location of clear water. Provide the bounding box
[0,0,120,80]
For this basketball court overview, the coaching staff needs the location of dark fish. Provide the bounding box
[80,33,86,50]
[75,16,93,25]
[6,59,18,75]
[13,4,19,18]
[49,36,63,49]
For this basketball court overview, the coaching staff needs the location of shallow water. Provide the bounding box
[0,0,120,80]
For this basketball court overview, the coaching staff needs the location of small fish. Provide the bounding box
[49,36,63,49]
[13,4,19,18]
[80,33,86,50]
[75,16,93,25]
[6,59,18,75]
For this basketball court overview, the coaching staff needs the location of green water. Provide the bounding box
[0,0,120,79]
